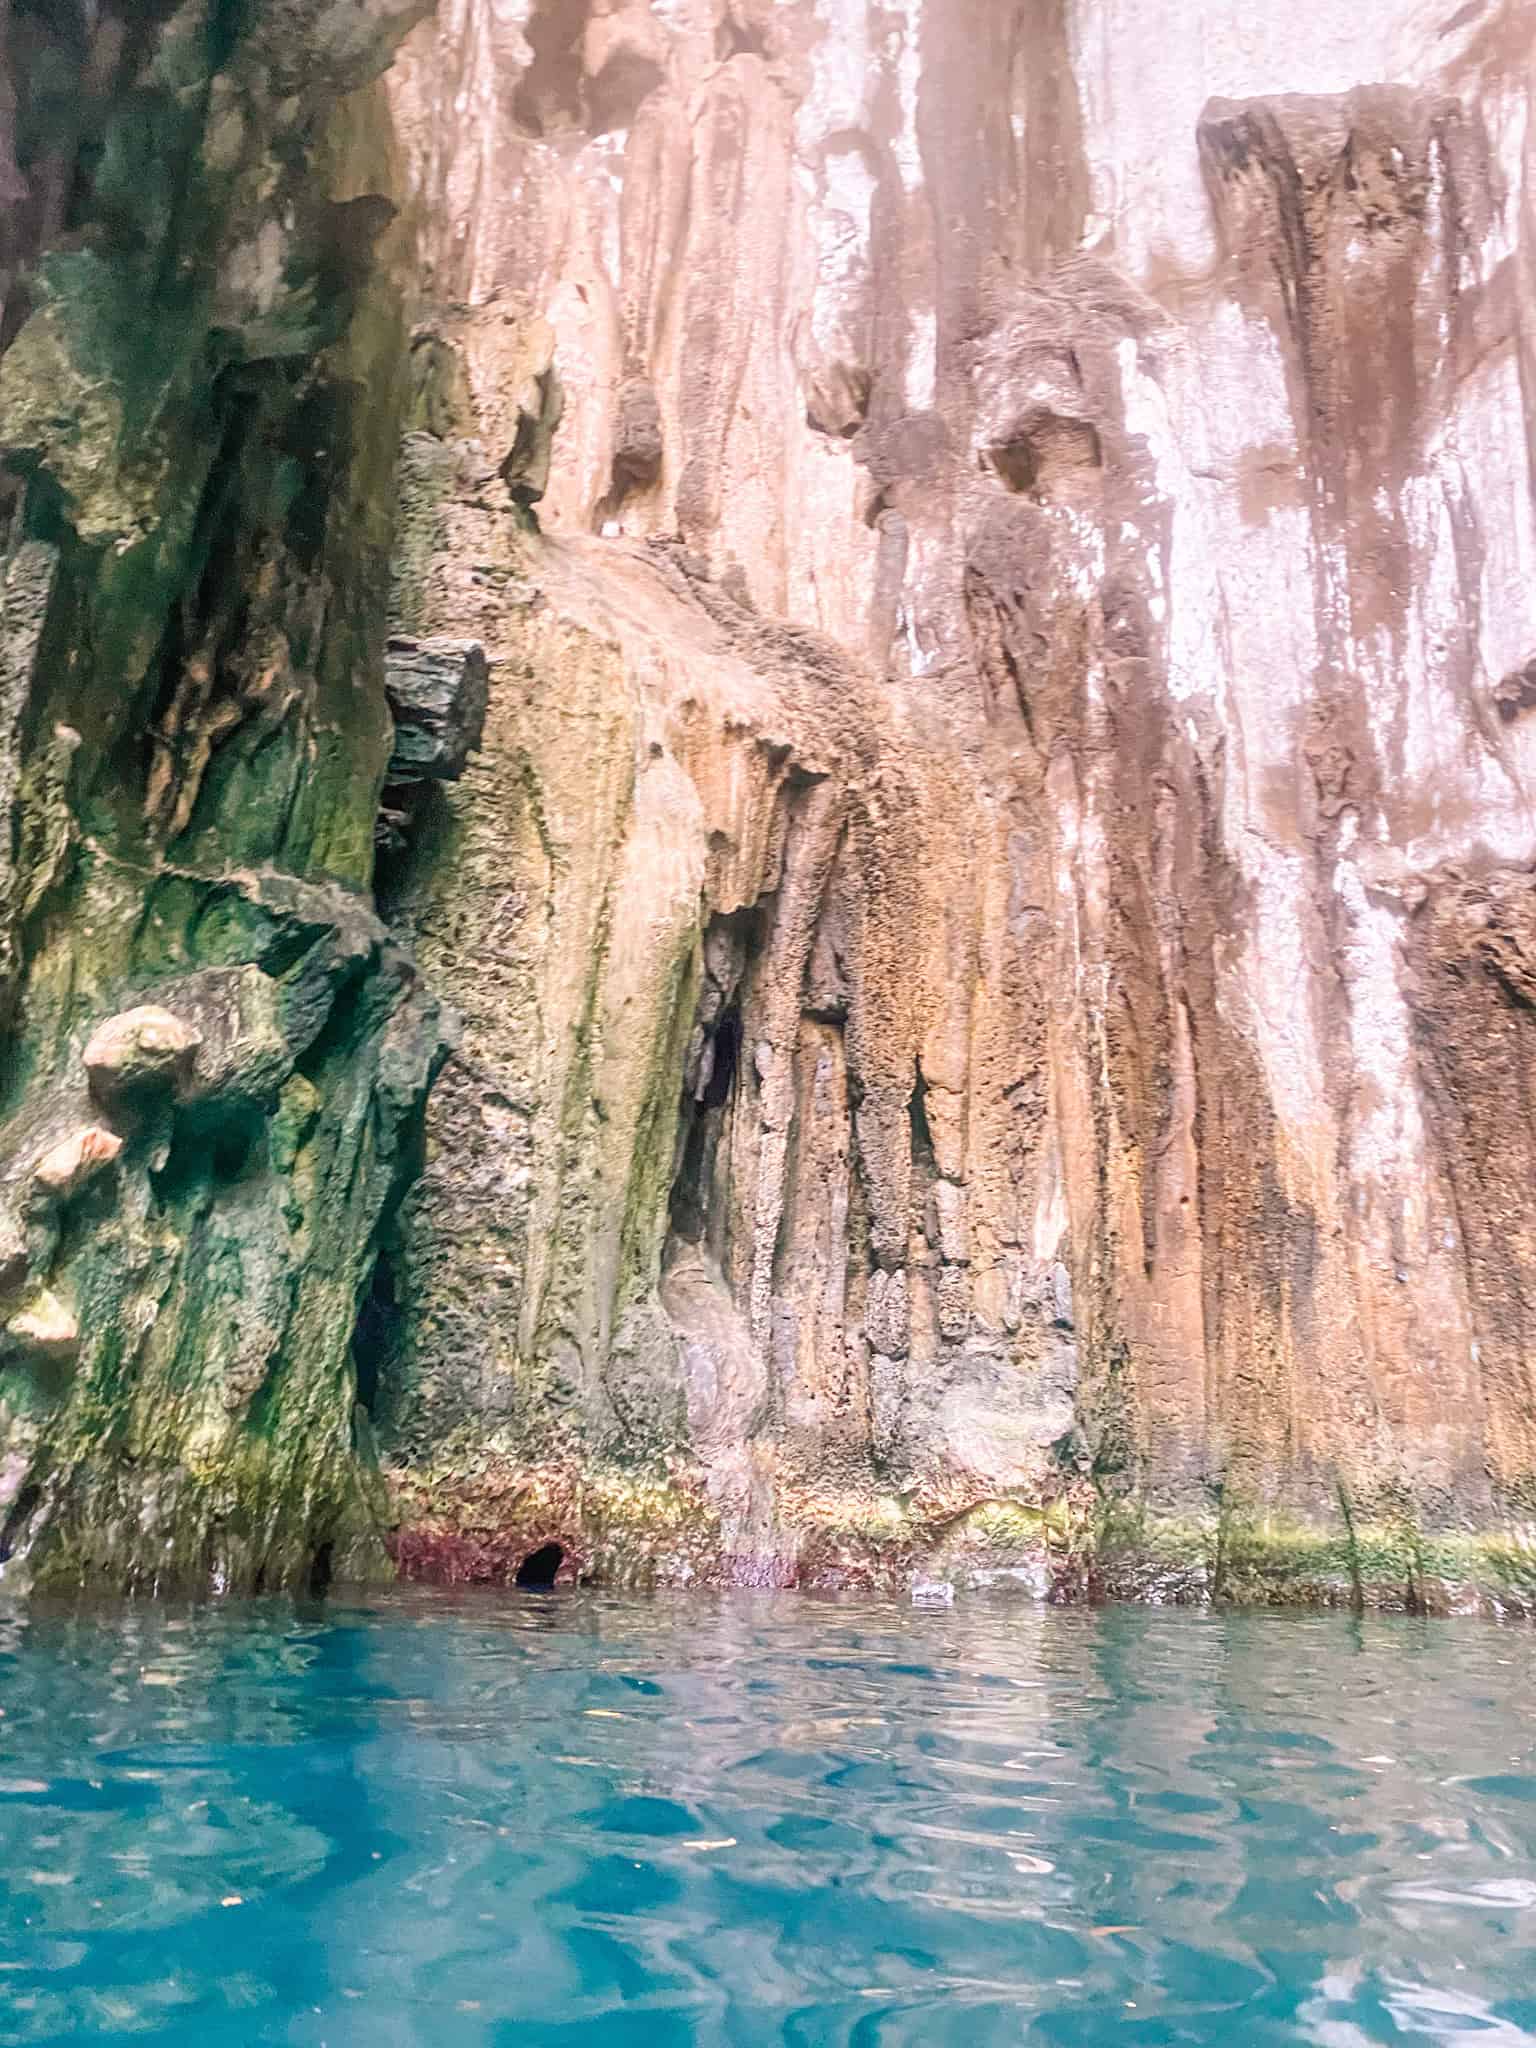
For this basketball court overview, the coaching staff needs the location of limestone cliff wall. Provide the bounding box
[377,0,1536,1603]
[2,0,1534,1606]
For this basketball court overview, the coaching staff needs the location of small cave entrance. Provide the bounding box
[988,412,1102,502]
[512,0,662,138]
[908,1064,938,1178]
[667,908,762,1255]
[308,1541,335,1598]
[516,1541,565,1589]
[149,1101,265,1211]
[716,8,769,59]
[351,1248,400,1423]
[669,994,744,1247]
[511,0,586,133]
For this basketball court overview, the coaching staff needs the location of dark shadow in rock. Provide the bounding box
[351,1248,398,1421]
[516,1541,565,1589]
[989,412,1102,500]
[0,1482,41,1565]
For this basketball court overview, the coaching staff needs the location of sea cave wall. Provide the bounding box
[2,0,1536,1606]
[0,0,441,1593]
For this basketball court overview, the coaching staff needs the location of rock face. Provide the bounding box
[3,0,1536,1606]
[0,0,443,1593]
[375,0,1536,1606]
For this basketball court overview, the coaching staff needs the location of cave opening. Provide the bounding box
[666,908,761,1255]
[511,0,588,134]
[511,0,662,137]
[988,413,1103,501]
[670,996,742,1245]
[149,1102,266,1211]
[716,9,769,60]
[586,50,665,136]
[516,1541,564,1589]
[908,1064,938,1177]
[701,1003,741,1111]
[351,1249,399,1421]
[308,1541,334,1597]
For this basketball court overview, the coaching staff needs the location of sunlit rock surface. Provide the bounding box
[376,0,1536,1604]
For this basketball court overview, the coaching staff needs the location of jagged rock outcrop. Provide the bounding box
[3,0,1535,1608]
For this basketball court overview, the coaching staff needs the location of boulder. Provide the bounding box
[83,1007,201,1107]
[25,1125,122,1208]
[383,638,490,785]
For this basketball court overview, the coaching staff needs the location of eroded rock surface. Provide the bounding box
[375,0,1536,1607]
[3,0,1535,1608]
[0,0,443,1593]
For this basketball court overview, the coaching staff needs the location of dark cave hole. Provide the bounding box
[670,998,742,1243]
[0,1484,41,1565]
[149,1103,265,1210]
[908,1064,937,1176]
[308,1541,334,1597]
[701,1004,741,1110]
[511,0,661,137]
[516,1541,564,1589]
[372,780,450,919]
[990,435,1041,495]
[989,414,1103,500]
[512,0,589,134]
[586,50,665,136]
[351,1249,399,1420]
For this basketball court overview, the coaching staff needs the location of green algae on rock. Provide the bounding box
[0,0,443,1594]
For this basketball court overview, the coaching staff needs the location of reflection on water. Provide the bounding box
[2,1593,1536,2043]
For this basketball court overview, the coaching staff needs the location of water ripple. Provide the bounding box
[1,1596,1536,2043]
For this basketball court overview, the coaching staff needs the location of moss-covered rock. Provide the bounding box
[0,0,441,1593]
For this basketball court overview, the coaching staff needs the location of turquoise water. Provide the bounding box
[4,1595,1536,2044]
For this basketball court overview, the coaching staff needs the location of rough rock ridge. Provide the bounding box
[0,0,441,1592]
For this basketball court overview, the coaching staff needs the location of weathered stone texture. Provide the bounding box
[373,0,1536,1605]
[4,0,1536,1607]
[0,0,441,1593]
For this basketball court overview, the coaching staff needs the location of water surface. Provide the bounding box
[3,1592,1536,2044]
